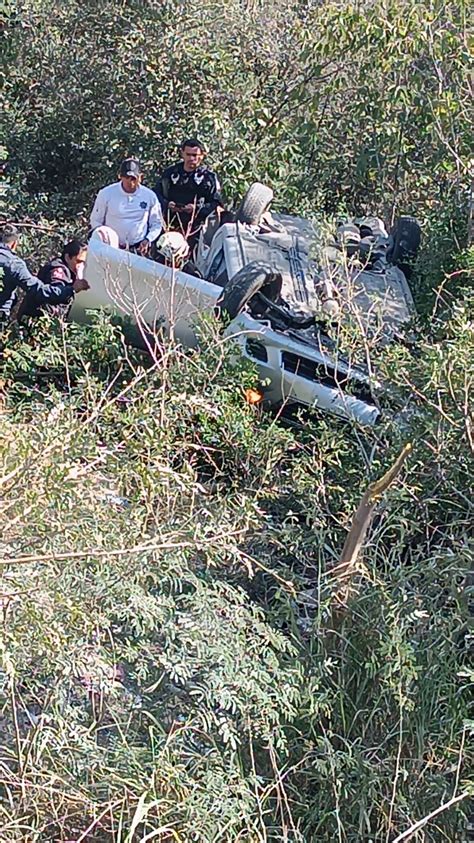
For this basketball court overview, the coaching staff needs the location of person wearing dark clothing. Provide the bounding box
[19,239,88,320]
[154,138,223,246]
[0,226,89,322]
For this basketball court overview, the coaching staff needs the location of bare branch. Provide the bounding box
[391,792,469,843]
[333,443,412,585]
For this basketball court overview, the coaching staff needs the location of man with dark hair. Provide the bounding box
[0,225,89,322]
[154,138,223,245]
[19,239,88,320]
[90,158,163,255]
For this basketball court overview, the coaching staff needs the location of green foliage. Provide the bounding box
[1,302,472,840]
[1,0,473,838]
[2,0,471,290]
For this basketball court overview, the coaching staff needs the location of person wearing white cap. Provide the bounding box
[90,158,163,256]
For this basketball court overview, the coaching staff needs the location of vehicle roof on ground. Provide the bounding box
[198,211,414,340]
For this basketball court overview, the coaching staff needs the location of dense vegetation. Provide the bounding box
[1,0,473,840]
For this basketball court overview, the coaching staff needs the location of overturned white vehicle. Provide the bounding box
[73,183,421,426]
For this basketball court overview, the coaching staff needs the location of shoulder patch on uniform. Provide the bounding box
[51,267,66,281]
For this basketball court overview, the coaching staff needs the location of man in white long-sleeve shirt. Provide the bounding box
[90,159,163,256]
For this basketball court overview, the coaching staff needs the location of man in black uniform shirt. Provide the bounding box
[154,138,223,246]
[0,226,89,325]
[19,239,88,320]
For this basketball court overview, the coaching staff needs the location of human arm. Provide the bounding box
[145,194,164,244]
[154,171,172,215]
[198,172,224,220]
[89,188,108,230]
[14,256,87,305]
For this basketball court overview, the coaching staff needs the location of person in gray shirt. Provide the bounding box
[0,224,89,321]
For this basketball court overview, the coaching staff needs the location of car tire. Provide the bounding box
[236,183,274,225]
[216,261,282,320]
[388,216,421,271]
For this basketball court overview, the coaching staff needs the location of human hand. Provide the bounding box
[168,201,177,211]
[138,239,151,256]
[182,203,195,213]
[73,277,90,293]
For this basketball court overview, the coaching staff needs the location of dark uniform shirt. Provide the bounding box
[154,163,223,227]
[19,257,76,319]
[0,245,74,320]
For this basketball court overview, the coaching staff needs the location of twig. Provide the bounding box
[391,791,469,842]
[385,672,405,843]
[0,528,247,566]
[72,798,124,843]
[453,726,467,798]
[246,717,267,843]
[468,173,474,246]
[238,549,296,593]
[0,219,62,235]
[268,740,298,842]
[254,64,340,144]
[333,443,412,585]
[9,679,24,779]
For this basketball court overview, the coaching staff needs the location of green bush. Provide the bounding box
[2,2,471,266]
[1,0,472,837]
[0,301,472,840]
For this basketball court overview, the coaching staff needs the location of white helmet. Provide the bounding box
[90,226,119,249]
[156,231,189,262]
[337,223,361,245]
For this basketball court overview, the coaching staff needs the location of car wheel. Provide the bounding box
[216,261,282,320]
[387,216,421,274]
[236,183,274,225]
